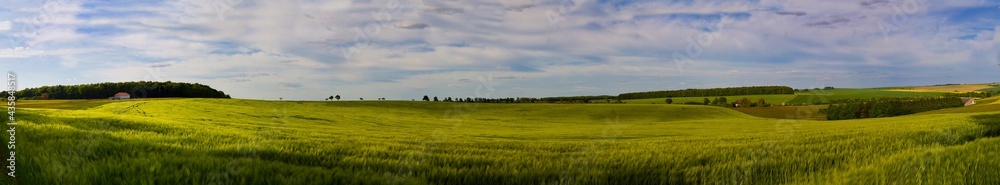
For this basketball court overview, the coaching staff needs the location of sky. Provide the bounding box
[0,0,998,100]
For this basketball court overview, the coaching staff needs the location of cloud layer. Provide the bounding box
[0,0,998,100]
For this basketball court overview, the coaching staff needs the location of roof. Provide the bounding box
[115,92,130,96]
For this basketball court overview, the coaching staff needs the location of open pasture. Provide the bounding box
[2,99,999,184]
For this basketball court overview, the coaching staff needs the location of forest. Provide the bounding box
[617,86,794,99]
[822,97,964,120]
[3,81,231,100]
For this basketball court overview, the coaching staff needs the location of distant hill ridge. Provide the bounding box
[4,81,231,100]
[617,86,794,99]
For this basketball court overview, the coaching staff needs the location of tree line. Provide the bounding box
[667,96,771,107]
[537,95,620,103]
[3,81,231,100]
[943,91,992,98]
[617,86,794,99]
[822,97,964,120]
[419,95,547,103]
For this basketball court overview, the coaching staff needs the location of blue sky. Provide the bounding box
[0,0,998,100]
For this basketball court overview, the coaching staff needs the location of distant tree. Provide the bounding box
[617,86,793,99]
[360,97,363,100]
[703,98,710,105]
[719,97,728,106]
[423,95,430,101]
[40,93,49,100]
[433,96,439,101]
[328,95,334,101]
[757,98,767,107]
[665,97,673,104]
[335,95,341,101]
[279,97,283,101]
[736,97,752,107]
[823,86,835,90]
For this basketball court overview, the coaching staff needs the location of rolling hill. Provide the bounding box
[2,98,999,184]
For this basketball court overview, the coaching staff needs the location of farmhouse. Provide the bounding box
[961,97,976,106]
[109,92,130,100]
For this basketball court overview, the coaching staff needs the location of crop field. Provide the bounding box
[785,89,946,105]
[624,94,795,105]
[728,105,828,120]
[14,99,123,110]
[2,98,999,184]
[887,84,993,93]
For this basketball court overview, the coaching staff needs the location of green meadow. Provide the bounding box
[1,98,999,184]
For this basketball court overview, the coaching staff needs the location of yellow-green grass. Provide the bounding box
[913,96,1000,115]
[625,94,795,105]
[2,98,1000,184]
[978,86,1000,93]
[887,84,992,93]
[786,89,946,105]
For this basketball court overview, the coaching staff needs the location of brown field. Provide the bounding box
[887,84,992,93]
[729,105,828,120]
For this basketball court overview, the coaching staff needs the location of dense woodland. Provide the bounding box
[3,81,231,100]
[823,97,964,120]
[617,86,794,99]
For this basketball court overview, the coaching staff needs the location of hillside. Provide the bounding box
[3,99,999,184]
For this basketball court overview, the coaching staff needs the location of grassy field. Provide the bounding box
[887,84,992,93]
[785,89,946,105]
[2,98,1000,184]
[625,94,795,105]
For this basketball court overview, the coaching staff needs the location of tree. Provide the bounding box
[328,96,334,101]
[433,96,439,101]
[423,95,430,101]
[719,97,728,106]
[335,95,341,101]
[703,98,710,105]
[360,97,364,100]
[758,98,767,107]
[736,97,752,107]
[279,97,283,101]
[665,97,673,104]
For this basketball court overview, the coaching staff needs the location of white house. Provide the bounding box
[109,92,130,100]
[961,97,976,106]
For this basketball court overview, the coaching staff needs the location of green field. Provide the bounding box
[2,98,1000,184]
[625,94,795,105]
[785,89,946,105]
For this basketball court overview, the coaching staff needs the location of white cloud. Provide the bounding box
[393,22,429,29]
[0,47,44,58]
[0,21,10,31]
